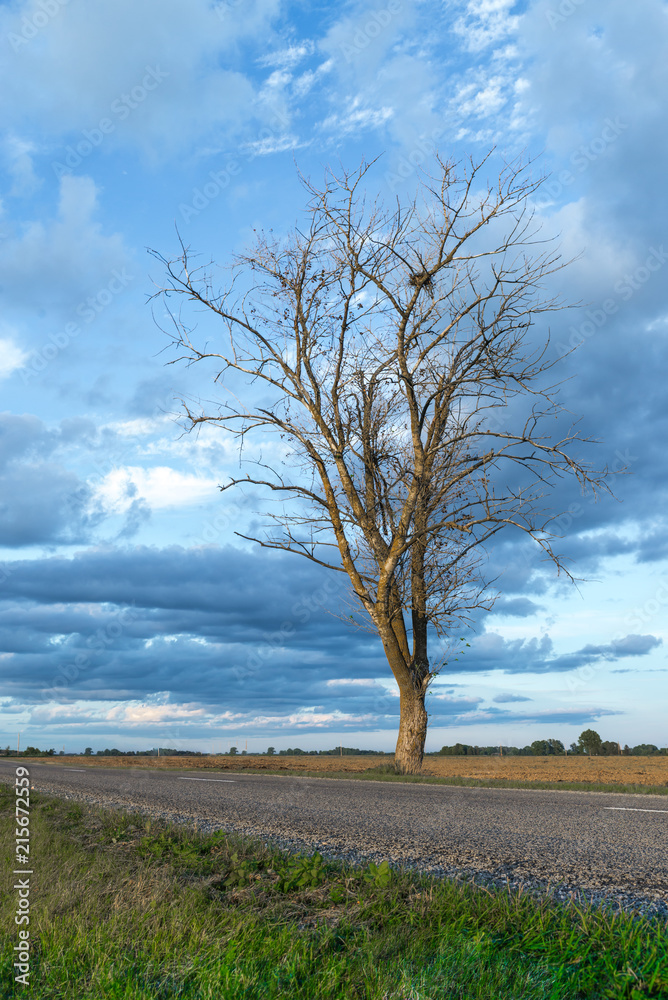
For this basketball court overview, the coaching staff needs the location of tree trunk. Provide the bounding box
[395,686,428,774]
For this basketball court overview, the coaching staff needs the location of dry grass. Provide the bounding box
[23,752,668,786]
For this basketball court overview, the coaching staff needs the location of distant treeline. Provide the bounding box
[436,731,668,757]
[85,748,204,757]
[4,730,666,758]
[268,747,387,756]
[0,747,206,757]
[437,744,537,756]
[1,745,389,758]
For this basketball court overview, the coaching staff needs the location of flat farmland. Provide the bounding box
[20,752,668,786]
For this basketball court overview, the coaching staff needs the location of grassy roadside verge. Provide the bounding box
[1,785,666,999]
[196,767,668,798]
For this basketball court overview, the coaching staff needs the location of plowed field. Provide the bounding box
[20,753,668,786]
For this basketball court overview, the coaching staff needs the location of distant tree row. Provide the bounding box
[436,742,561,756]
[568,730,665,756]
[3,732,665,758]
[0,747,207,757]
[261,747,384,756]
[436,731,667,756]
[1,746,61,757]
[84,748,206,757]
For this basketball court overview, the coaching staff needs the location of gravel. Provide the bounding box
[4,762,667,923]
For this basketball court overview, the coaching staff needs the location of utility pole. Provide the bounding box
[17,732,20,755]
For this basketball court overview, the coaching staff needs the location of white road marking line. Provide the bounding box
[604,806,668,813]
[64,768,86,771]
[177,777,236,783]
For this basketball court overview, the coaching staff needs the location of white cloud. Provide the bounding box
[325,678,378,687]
[429,692,483,704]
[102,417,172,438]
[241,133,307,157]
[28,698,379,733]
[258,42,315,70]
[0,337,29,379]
[454,76,508,118]
[318,5,444,149]
[93,466,220,512]
[263,69,293,92]
[320,102,394,136]
[106,701,208,723]
[454,0,521,53]
[249,708,378,728]
[30,697,243,727]
[293,59,334,98]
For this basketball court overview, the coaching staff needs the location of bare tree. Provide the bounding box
[151,154,609,774]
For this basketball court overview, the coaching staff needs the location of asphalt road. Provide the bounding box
[2,761,667,906]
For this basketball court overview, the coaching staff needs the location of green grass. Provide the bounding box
[187,767,668,798]
[1,784,666,999]
[351,770,668,797]
[289,765,668,798]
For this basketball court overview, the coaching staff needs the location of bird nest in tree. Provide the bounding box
[408,270,434,295]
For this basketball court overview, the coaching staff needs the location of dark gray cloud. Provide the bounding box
[0,546,381,715]
[601,634,662,657]
[444,707,622,730]
[451,629,661,675]
[0,544,660,744]
[489,597,544,618]
[0,462,95,546]
[493,693,533,703]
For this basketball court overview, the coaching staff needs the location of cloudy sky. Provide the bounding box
[1,0,666,754]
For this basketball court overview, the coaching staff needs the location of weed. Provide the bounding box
[138,830,203,865]
[224,851,259,888]
[364,861,393,889]
[276,852,328,892]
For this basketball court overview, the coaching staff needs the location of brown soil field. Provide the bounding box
[18,753,668,786]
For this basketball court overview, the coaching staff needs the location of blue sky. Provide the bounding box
[1,0,666,754]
